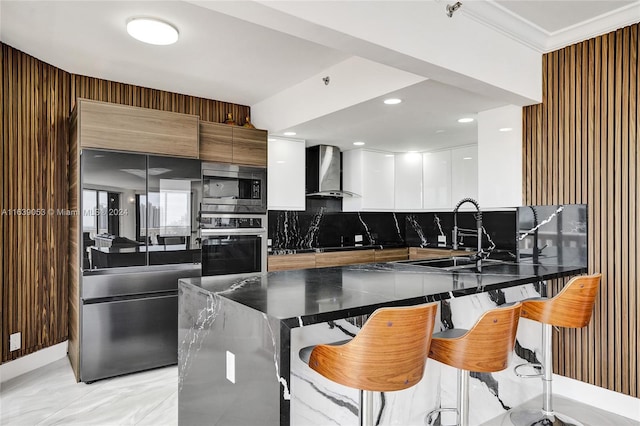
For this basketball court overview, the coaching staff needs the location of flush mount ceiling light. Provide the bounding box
[127,18,179,45]
[283,131,297,136]
[384,98,402,105]
[353,141,365,146]
[499,127,513,132]
[457,117,474,123]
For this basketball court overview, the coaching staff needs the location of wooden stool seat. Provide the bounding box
[520,273,601,328]
[300,303,438,425]
[426,303,522,426]
[429,303,522,373]
[511,274,601,426]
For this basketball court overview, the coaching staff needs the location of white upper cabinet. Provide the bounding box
[394,152,423,211]
[267,138,305,211]
[423,150,452,209]
[451,145,478,205]
[343,149,395,211]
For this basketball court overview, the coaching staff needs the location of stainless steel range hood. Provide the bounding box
[306,145,360,198]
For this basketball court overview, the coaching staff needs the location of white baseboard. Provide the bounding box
[553,373,640,421]
[0,341,68,384]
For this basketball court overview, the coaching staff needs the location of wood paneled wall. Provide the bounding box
[1,42,251,365]
[1,43,71,362]
[523,23,639,397]
[70,75,250,125]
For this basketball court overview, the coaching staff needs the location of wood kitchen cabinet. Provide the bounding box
[269,247,407,271]
[268,253,316,271]
[408,247,471,260]
[199,120,267,166]
[232,127,268,167]
[199,121,232,162]
[315,250,376,268]
[75,98,199,158]
[374,247,408,262]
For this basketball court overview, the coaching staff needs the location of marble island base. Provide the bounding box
[177,265,574,425]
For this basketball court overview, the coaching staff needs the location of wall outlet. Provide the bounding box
[437,235,446,247]
[9,332,21,351]
[226,350,236,384]
[354,235,363,243]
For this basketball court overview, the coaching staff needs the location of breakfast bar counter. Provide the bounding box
[178,261,586,425]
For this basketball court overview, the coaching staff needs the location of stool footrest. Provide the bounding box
[514,362,544,378]
[425,407,457,426]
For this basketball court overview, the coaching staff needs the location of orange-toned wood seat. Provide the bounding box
[519,273,601,328]
[426,303,522,426]
[300,303,438,426]
[511,274,601,426]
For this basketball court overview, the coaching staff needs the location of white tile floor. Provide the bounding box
[0,358,637,426]
[0,359,177,426]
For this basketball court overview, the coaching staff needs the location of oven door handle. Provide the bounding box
[201,228,266,236]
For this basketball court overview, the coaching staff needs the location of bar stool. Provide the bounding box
[300,303,438,426]
[510,273,601,426]
[425,303,523,426]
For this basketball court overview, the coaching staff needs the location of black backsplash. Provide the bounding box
[268,209,518,256]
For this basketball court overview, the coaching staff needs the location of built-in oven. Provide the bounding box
[200,213,267,276]
[201,162,266,213]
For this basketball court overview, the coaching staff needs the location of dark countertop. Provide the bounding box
[268,242,408,255]
[179,261,586,327]
[91,244,196,253]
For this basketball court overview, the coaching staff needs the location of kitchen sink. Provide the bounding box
[401,256,505,271]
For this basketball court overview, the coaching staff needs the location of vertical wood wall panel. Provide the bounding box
[1,43,71,362]
[523,23,639,397]
[1,42,253,366]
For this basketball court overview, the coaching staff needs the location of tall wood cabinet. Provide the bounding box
[75,99,199,158]
[199,120,267,167]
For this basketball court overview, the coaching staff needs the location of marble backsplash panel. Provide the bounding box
[268,209,518,256]
[517,204,587,267]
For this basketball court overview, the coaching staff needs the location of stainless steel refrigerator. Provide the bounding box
[79,150,201,382]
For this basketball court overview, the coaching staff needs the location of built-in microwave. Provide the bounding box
[201,162,266,213]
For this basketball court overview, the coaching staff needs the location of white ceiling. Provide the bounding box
[1,0,637,154]
[284,80,505,152]
[496,0,636,33]
[0,0,348,106]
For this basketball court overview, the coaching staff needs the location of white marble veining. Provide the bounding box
[406,215,428,247]
[290,287,549,426]
[518,206,565,241]
[177,289,219,392]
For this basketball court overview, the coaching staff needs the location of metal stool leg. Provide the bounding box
[458,369,469,426]
[360,389,374,426]
[424,369,469,426]
[510,323,583,426]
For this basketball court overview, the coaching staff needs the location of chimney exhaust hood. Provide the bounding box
[306,145,360,198]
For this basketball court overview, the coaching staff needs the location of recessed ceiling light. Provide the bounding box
[463,157,473,160]
[499,127,513,132]
[457,118,474,123]
[276,160,286,164]
[353,141,365,146]
[385,154,395,157]
[127,18,179,45]
[383,98,402,105]
[267,138,277,142]
[283,131,296,136]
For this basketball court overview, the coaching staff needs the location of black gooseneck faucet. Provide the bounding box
[452,198,483,271]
